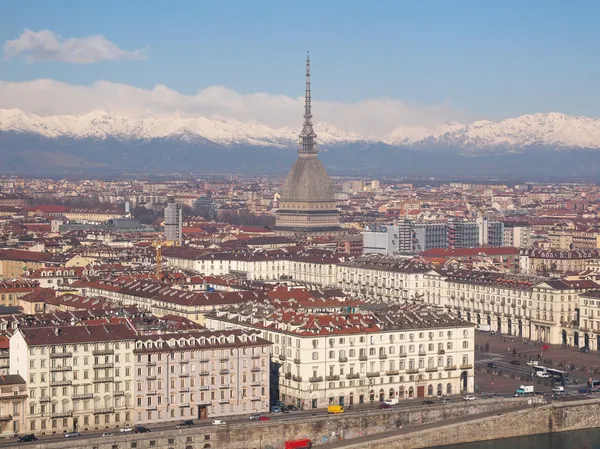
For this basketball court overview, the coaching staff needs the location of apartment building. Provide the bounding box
[423,269,598,345]
[0,375,27,435]
[519,248,600,275]
[133,330,270,425]
[206,302,474,409]
[10,323,137,434]
[337,256,433,301]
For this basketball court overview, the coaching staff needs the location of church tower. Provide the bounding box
[275,53,342,235]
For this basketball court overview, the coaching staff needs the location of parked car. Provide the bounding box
[580,347,590,353]
[378,402,392,409]
[65,431,80,438]
[287,404,299,411]
[270,406,281,413]
[102,433,113,437]
[212,419,226,425]
[17,434,37,442]
[134,426,150,433]
[541,345,549,350]
[422,400,435,405]
[487,362,497,368]
[280,406,290,413]
[249,413,262,421]
[120,426,134,433]
[510,360,520,365]
[176,420,194,429]
[463,395,476,401]
[258,416,271,421]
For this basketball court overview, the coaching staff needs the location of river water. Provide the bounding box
[433,428,600,449]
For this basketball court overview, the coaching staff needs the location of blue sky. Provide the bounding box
[1,0,599,135]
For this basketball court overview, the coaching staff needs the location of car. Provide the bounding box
[212,419,226,425]
[286,405,299,411]
[176,420,194,429]
[280,406,290,414]
[487,362,497,368]
[134,426,150,433]
[17,434,37,443]
[527,360,539,366]
[120,426,134,433]
[579,387,589,394]
[270,406,281,413]
[65,431,80,438]
[580,346,590,353]
[422,400,435,405]
[102,433,113,437]
[249,413,262,421]
[463,395,476,401]
[541,345,549,350]
[510,360,521,365]
[536,371,550,378]
[258,416,271,421]
[378,402,392,409]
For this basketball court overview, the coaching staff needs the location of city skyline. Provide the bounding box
[2,0,600,137]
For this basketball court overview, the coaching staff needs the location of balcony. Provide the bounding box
[180,387,190,393]
[179,360,190,365]
[438,349,446,355]
[218,400,229,405]
[460,364,473,370]
[50,380,72,387]
[72,393,93,400]
[92,349,114,356]
[309,376,323,383]
[406,369,419,375]
[425,367,438,373]
[398,353,407,358]
[51,411,73,419]
[284,372,292,380]
[292,375,302,382]
[338,356,348,363]
[50,352,72,359]
[114,391,125,397]
[251,354,261,359]
[251,367,261,372]
[147,390,157,396]
[418,350,427,356]
[39,397,51,403]
[278,354,286,361]
[146,361,156,367]
[219,358,229,363]
[219,384,230,389]
[358,355,368,361]
[293,358,301,365]
[346,373,360,380]
[199,370,209,376]
[200,385,210,391]
[385,370,400,376]
[146,375,157,381]
[366,372,380,378]
[94,408,114,414]
[378,354,388,360]
[93,377,114,383]
[50,365,72,372]
[444,365,457,371]
[326,375,340,381]
[145,405,157,411]
[0,415,11,422]
[179,373,190,378]
[219,369,230,375]
[94,363,114,369]
[179,402,190,408]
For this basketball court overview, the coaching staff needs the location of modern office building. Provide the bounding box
[164,197,183,244]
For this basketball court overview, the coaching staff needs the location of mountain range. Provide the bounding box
[3,108,600,179]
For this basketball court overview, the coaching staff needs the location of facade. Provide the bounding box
[503,222,531,248]
[0,250,54,279]
[164,197,183,245]
[362,225,400,256]
[207,302,475,409]
[413,222,448,252]
[133,330,270,424]
[10,323,137,434]
[275,54,341,235]
[0,375,27,435]
[519,248,600,275]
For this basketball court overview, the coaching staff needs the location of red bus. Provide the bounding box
[284,439,312,449]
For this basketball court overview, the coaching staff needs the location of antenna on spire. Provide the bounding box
[299,51,317,154]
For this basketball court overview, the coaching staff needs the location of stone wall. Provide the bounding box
[12,397,533,449]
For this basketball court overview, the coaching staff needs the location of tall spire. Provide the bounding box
[299,51,317,154]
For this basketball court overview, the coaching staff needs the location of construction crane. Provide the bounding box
[152,240,163,279]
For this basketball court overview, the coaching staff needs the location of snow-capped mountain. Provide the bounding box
[0,109,372,147]
[3,109,600,153]
[411,113,600,152]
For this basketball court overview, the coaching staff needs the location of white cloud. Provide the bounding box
[0,79,468,138]
[3,29,147,64]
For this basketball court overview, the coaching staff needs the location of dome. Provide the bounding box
[280,154,335,203]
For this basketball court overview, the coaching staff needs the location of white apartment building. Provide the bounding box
[337,256,432,301]
[423,269,598,345]
[10,323,136,434]
[206,302,474,410]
